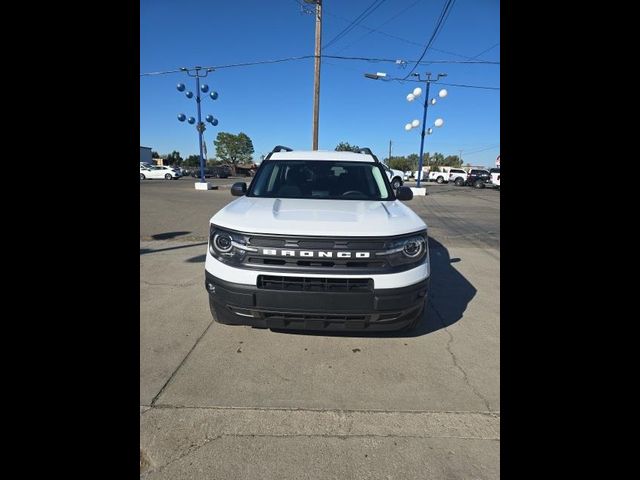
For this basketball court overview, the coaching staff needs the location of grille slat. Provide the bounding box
[257,275,373,293]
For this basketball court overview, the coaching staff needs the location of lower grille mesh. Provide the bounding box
[257,275,373,293]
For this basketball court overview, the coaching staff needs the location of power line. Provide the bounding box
[390,77,499,90]
[403,0,457,79]
[470,42,500,60]
[436,81,499,90]
[140,55,498,77]
[139,56,314,76]
[461,144,500,156]
[324,55,497,64]
[322,0,389,51]
[335,0,424,53]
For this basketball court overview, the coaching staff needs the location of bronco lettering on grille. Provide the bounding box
[260,249,370,259]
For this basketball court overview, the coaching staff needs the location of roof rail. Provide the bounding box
[357,147,379,163]
[264,145,293,161]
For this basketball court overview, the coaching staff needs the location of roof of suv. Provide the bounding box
[268,150,377,163]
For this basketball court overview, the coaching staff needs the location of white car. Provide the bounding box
[380,163,405,189]
[140,165,181,180]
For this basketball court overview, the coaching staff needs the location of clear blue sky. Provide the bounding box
[141,0,499,167]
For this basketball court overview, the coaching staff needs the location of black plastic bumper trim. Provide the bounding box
[205,271,429,331]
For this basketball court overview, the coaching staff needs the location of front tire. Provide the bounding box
[140,173,146,180]
[165,173,172,180]
[454,177,464,186]
[392,178,402,189]
[436,176,444,184]
[474,179,485,189]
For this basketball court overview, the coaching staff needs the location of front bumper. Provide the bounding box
[205,271,429,332]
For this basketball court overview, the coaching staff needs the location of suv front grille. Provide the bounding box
[257,275,373,293]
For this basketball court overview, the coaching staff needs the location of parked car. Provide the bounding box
[428,170,449,183]
[380,163,405,189]
[464,169,491,188]
[140,165,181,180]
[449,168,468,186]
[205,145,429,332]
[191,167,215,178]
[413,170,427,182]
[489,167,500,189]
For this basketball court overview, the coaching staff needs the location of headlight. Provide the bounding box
[213,232,233,253]
[209,225,256,263]
[376,232,428,266]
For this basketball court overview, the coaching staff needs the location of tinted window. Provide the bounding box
[248,161,392,200]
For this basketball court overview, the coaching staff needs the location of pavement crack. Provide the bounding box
[150,319,215,407]
[431,304,492,412]
[141,435,222,478]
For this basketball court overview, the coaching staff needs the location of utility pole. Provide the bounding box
[307,0,322,150]
[388,140,392,161]
[459,149,463,165]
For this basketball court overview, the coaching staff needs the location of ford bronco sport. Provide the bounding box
[204,146,430,332]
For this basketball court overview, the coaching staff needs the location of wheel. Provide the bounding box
[392,178,402,189]
[474,179,485,189]
[140,173,146,180]
[436,176,444,184]
[165,173,172,180]
[455,177,464,186]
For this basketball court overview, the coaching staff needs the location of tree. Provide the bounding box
[164,150,183,166]
[184,154,200,167]
[151,151,160,158]
[443,155,462,167]
[214,132,255,165]
[335,142,360,152]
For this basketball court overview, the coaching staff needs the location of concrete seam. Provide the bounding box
[149,319,215,406]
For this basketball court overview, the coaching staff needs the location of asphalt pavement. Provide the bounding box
[140,177,500,479]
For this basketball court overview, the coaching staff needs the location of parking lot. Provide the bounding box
[140,178,500,479]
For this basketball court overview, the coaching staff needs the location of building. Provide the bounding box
[140,146,153,165]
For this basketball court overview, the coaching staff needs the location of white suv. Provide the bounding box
[205,146,430,332]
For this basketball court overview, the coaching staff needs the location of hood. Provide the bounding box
[210,197,426,237]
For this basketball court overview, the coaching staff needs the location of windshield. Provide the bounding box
[248,160,393,200]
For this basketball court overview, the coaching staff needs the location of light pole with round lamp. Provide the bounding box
[176,66,219,187]
[404,73,448,188]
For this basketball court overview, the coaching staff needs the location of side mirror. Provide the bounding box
[396,186,413,201]
[231,182,247,196]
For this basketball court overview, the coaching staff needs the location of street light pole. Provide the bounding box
[416,76,432,188]
[176,67,219,186]
[195,73,206,183]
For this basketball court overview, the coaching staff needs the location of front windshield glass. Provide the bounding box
[248,160,392,200]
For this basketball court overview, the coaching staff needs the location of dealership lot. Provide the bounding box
[140,179,500,479]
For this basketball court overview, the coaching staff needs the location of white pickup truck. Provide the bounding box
[490,168,500,189]
[428,170,449,183]
[380,163,405,189]
[204,146,430,332]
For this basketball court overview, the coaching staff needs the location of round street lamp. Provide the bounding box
[176,67,220,184]
[403,73,449,187]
